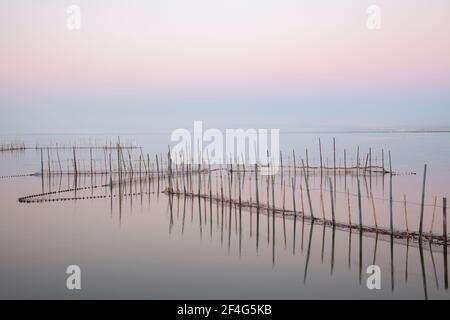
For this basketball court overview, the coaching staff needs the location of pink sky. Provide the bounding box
[0,1,450,133]
[1,0,450,97]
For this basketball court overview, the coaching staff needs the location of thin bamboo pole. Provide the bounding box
[357,178,362,228]
[320,184,326,219]
[347,189,352,226]
[404,194,409,234]
[319,138,323,179]
[370,190,378,230]
[301,160,314,219]
[429,196,437,237]
[419,164,427,239]
[329,178,335,224]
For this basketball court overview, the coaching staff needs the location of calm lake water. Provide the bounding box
[0,132,449,299]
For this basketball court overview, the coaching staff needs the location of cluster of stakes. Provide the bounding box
[13,138,449,248]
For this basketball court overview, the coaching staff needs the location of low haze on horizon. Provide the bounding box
[1,0,450,134]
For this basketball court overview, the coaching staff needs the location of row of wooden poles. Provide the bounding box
[39,146,170,177]
[3,140,138,152]
[34,140,137,150]
[162,140,448,246]
[35,138,448,245]
[0,141,26,152]
[38,138,391,177]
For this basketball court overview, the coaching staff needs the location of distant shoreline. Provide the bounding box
[1,129,450,136]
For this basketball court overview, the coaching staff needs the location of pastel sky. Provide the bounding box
[1,0,450,133]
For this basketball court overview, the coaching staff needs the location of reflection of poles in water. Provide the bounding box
[419,240,428,300]
[220,202,224,246]
[198,191,202,239]
[168,192,174,235]
[405,237,409,283]
[321,224,326,263]
[256,205,260,254]
[331,225,335,275]
[254,163,259,244]
[266,174,270,244]
[389,151,393,233]
[444,240,449,291]
[373,232,378,266]
[272,176,276,267]
[182,197,186,235]
[404,195,409,235]
[348,226,352,270]
[390,234,394,292]
[228,197,232,254]
[429,242,439,289]
[239,201,242,258]
[303,221,314,283]
[292,177,297,255]
[301,215,305,253]
[209,190,213,239]
[300,185,305,252]
[252,157,259,250]
[358,229,362,285]
[249,173,252,237]
[443,198,448,290]
[282,181,287,249]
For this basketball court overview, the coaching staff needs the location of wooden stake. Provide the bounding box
[357,178,362,228]
[291,177,297,216]
[329,178,335,224]
[320,184,326,219]
[347,189,352,226]
[370,190,378,230]
[404,194,409,234]
[40,149,44,176]
[319,138,323,179]
[429,196,438,237]
[419,164,427,239]
[302,160,314,219]
[305,148,309,177]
